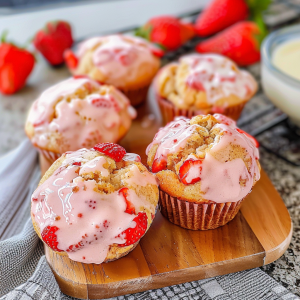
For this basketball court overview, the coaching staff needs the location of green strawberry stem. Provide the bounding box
[135,25,152,40]
[1,30,8,43]
[246,0,271,44]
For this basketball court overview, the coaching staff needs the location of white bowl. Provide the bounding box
[261,25,300,127]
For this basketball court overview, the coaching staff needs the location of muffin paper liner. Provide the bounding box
[159,189,244,230]
[157,94,247,125]
[121,85,150,107]
[38,149,61,164]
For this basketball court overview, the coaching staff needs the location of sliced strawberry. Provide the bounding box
[64,49,78,70]
[236,128,259,148]
[152,156,167,173]
[93,143,126,162]
[119,187,135,215]
[41,226,63,252]
[117,212,148,247]
[73,162,81,166]
[179,159,202,185]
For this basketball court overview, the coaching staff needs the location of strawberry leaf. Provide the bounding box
[135,24,152,41]
[1,30,8,43]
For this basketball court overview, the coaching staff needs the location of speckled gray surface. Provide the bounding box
[0,56,300,297]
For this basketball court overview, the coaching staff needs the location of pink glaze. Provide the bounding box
[27,77,136,153]
[31,149,157,264]
[77,35,159,88]
[147,114,260,203]
[123,153,141,162]
[181,54,257,104]
[146,117,198,162]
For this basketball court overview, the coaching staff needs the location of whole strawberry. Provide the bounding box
[0,33,35,95]
[33,20,73,66]
[195,0,248,37]
[195,0,270,37]
[135,15,195,51]
[196,21,261,66]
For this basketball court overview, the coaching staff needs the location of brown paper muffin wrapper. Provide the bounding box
[38,148,62,164]
[159,189,244,230]
[157,94,247,125]
[121,85,150,107]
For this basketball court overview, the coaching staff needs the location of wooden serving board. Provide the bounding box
[43,90,293,299]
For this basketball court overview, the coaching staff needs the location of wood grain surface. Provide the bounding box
[44,90,292,299]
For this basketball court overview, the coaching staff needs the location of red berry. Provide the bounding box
[150,46,165,58]
[93,143,126,162]
[117,212,148,247]
[64,49,78,70]
[151,156,167,173]
[236,128,259,148]
[179,159,202,185]
[0,42,35,95]
[41,226,63,252]
[136,16,195,51]
[195,0,248,37]
[33,21,73,66]
[119,187,136,215]
[196,21,261,66]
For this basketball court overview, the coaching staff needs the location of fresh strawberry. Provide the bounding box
[151,156,167,173]
[196,21,261,66]
[33,21,73,66]
[195,0,248,37]
[236,128,259,147]
[119,187,136,215]
[179,159,202,185]
[117,212,148,247]
[64,49,78,70]
[41,226,63,252]
[0,33,35,95]
[195,0,270,37]
[149,46,165,58]
[93,143,126,162]
[135,16,195,51]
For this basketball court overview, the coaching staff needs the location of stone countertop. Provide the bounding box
[0,59,300,297]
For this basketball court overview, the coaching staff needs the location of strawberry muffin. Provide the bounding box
[65,34,162,106]
[154,53,257,124]
[146,114,260,230]
[25,77,136,164]
[31,143,159,264]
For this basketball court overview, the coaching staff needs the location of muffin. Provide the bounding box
[146,114,260,230]
[154,53,257,124]
[67,34,161,106]
[31,143,159,264]
[25,76,136,164]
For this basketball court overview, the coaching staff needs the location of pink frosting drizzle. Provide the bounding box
[147,114,260,203]
[31,149,157,264]
[181,54,257,104]
[77,35,159,88]
[27,77,136,152]
[146,117,198,161]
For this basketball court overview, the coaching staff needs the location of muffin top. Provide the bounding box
[75,34,161,89]
[25,77,136,153]
[146,114,260,203]
[155,54,257,110]
[31,144,158,264]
